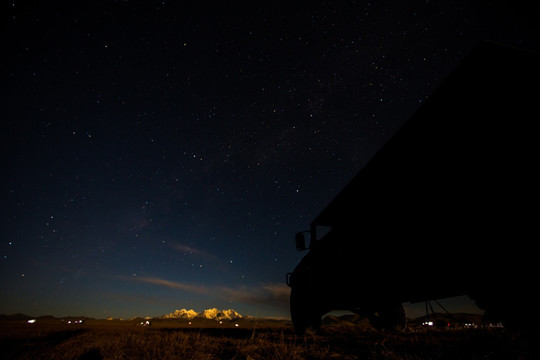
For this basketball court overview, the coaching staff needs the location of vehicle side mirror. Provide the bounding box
[295,231,310,251]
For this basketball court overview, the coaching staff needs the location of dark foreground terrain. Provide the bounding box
[1,318,537,360]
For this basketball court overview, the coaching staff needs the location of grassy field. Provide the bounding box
[1,318,537,360]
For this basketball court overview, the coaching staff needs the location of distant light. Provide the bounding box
[234,323,239,327]
[27,319,36,324]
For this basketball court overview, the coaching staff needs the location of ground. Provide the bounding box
[1,318,537,359]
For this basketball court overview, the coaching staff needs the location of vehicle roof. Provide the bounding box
[312,40,540,229]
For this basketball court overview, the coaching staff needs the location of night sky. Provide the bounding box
[2,1,538,319]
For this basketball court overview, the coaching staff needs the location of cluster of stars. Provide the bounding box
[4,0,537,319]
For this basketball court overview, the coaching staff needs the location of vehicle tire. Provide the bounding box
[368,302,406,331]
[290,286,322,335]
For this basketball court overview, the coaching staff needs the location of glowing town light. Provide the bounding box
[27,319,36,324]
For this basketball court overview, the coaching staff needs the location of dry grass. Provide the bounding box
[1,320,537,360]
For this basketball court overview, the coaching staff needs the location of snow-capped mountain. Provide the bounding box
[162,309,198,320]
[162,308,242,321]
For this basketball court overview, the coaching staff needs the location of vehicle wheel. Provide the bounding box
[368,302,406,331]
[290,286,322,335]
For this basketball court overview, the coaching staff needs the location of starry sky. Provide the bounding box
[2,1,539,319]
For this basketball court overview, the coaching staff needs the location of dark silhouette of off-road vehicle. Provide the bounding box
[286,41,540,334]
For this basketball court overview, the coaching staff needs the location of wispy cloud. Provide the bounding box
[136,276,210,295]
[221,283,291,308]
[171,243,217,261]
[133,276,290,309]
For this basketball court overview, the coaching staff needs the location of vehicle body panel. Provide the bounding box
[287,41,540,332]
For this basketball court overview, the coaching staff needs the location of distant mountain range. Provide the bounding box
[0,308,244,322]
[161,308,243,321]
[1,310,484,327]
[0,313,94,321]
